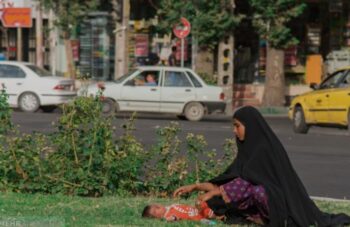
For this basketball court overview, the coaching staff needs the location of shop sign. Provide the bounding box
[135,34,149,57]
[71,40,80,62]
[284,46,297,66]
[0,7,32,28]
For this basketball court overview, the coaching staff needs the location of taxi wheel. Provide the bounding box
[101,98,116,116]
[293,106,309,134]
[348,111,350,134]
[184,102,204,121]
[18,92,40,112]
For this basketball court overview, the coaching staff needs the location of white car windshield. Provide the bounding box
[26,65,52,77]
[114,70,137,83]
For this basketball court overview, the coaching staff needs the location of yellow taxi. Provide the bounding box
[288,68,350,133]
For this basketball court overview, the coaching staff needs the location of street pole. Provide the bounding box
[181,38,184,67]
[35,3,43,68]
[16,27,22,61]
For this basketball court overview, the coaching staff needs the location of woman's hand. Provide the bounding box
[173,184,196,197]
[197,191,214,203]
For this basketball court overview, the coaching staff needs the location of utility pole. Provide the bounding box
[16,28,22,61]
[217,0,235,116]
[36,3,43,68]
[113,0,130,79]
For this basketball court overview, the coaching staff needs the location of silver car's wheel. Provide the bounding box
[184,102,204,121]
[293,106,309,134]
[101,98,116,116]
[18,92,40,112]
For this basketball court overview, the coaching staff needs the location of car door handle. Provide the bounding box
[185,89,191,92]
[316,99,322,103]
[16,83,22,85]
[150,88,157,91]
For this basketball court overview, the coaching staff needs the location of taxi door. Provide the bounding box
[328,70,350,125]
[307,70,347,123]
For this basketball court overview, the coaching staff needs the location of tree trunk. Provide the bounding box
[63,35,75,78]
[262,46,285,106]
[114,0,130,79]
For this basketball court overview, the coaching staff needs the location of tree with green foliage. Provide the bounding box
[35,0,99,77]
[156,0,242,75]
[157,0,241,48]
[249,0,306,106]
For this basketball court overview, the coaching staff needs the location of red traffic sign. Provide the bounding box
[173,17,191,39]
[1,8,32,28]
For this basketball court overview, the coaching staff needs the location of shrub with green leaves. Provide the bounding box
[0,85,12,134]
[0,91,236,197]
[143,122,235,197]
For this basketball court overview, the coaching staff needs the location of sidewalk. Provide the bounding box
[257,106,289,117]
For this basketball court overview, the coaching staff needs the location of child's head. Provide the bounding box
[142,204,166,219]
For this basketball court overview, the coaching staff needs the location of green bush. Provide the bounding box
[0,85,12,134]
[0,92,236,197]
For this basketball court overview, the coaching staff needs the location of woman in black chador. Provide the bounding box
[174,106,350,226]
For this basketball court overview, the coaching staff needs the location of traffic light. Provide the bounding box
[111,0,123,22]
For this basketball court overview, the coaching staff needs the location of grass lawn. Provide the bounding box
[0,192,349,227]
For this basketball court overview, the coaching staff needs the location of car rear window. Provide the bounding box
[186,71,203,87]
[26,65,52,77]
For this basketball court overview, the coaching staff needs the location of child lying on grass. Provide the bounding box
[142,201,218,224]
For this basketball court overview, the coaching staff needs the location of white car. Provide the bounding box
[0,61,76,112]
[83,66,227,121]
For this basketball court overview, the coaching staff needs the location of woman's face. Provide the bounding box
[233,118,245,141]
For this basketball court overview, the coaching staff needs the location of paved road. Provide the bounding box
[11,111,350,200]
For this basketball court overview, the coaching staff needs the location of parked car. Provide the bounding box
[0,61,76,112]
[288,67,350,133]
[82,66,227,121]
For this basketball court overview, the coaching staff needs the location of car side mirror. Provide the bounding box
[310,83,319,90]
[125,79,135,86]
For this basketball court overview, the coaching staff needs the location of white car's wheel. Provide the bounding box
[293,106,309,134]
[184,102,204,121]
[18,92,40,112]
[101,98,116,116]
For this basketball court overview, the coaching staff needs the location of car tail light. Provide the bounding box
[54,85,65,90]
[97,82,105,90]
[220,92,225,100]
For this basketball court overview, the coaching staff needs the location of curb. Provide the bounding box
[311,196,350,203]
[257,107,289,117]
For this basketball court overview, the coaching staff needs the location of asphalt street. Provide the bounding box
[11,111,350,200]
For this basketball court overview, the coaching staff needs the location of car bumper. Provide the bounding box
[40,94,77,106]
[203,101,226,113]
